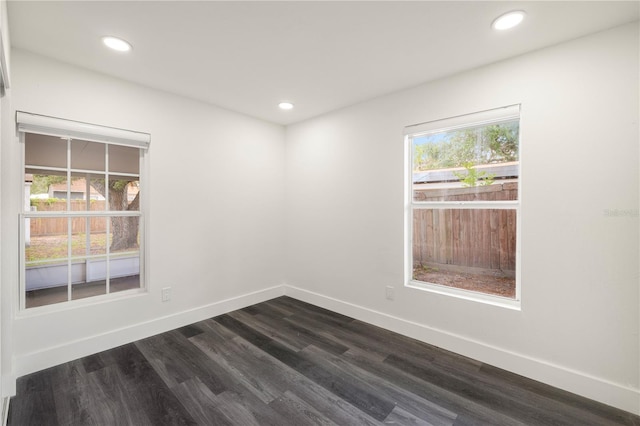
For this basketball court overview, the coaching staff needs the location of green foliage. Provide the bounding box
[452,162,495,187]
[30,198,61,206]
[413,122,519,172]
[112,180,130,192]
[30,174,68,195]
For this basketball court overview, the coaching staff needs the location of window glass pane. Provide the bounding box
[25,284,68,309]
[26,217,68,261]
[109,145,140,175]
[72,258,107,301]
[109,215,140,252]
[62,173,105,211]
[413,181,518,202]
[90,217,108,256]
[109,215,141,292]
[71,217,107,257]
[70,139,105,172]
[108,180,140,211]
[28,174,107,210]
[22,129,145,309]
[25,217,69,308]
[72,176,110,211]
[412,208,516,299]
[110,251,141,294]
[412,120,519,202]
[25,133,67,169]
[28,173,71,210]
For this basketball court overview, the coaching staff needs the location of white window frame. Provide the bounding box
[404,105,522,309]
[17,112,150,313]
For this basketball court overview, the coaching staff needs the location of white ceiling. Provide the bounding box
[7,1,639,125]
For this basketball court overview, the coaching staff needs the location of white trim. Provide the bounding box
[0,23,9,95]
[1,397,9,426]
[406,280,521,310]
[283,285,640,416]
[24,165,140,179]
[15,288,146,318]
[23,211,141,218]
[20,126,147,311]
[2,371,17,398]
[8,285,639,415]
[404,104,520,136]
[12,284,285,379]
[412,201,518,210]
[405,106,522,307]
[139,147,148,294]
[16,111,150,149]
[0,375,15,400]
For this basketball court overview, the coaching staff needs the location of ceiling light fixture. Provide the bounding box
[102,36,132,52]
[278,102,294,110]
[492,11,526,31]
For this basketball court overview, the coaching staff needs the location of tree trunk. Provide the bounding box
[90,178,139,252]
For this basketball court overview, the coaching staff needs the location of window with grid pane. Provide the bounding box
[20,114,147,310]
[406,105,520,304]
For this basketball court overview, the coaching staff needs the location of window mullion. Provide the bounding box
[67,216,72,302]
[105,144,110,295]
[85,175,91,259]
[24,211,141,218]
[106,217,110,295]
[66,138,71,212]
[412,201,518,210]
[67,138,72,301]
[105,144,109,211]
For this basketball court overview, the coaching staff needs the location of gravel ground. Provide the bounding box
[413,268,515,299]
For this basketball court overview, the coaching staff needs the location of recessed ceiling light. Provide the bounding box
[278,102,294,110]
[492,11,526,31]
[102,36,132,52]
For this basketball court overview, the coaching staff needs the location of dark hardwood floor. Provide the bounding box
[8,296,640,425]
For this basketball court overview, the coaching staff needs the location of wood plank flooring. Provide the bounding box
[8,296,640,425]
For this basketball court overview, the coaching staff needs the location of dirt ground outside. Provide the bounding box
[413,267,515,299]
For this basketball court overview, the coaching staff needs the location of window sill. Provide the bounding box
[16,287,148,318]
[406,279,521,310]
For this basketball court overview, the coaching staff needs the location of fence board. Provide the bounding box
[30,200,107,236]
[413,182,517,275]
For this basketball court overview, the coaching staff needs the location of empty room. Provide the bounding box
[0,1,638,425]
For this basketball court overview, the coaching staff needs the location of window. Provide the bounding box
[405,105,520,306]
[19,112,149,310]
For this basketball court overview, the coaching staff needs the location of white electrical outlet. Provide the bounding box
[161,287,172,302]
[385,286,395,300]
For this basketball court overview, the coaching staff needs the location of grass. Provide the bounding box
[26,233,136,263]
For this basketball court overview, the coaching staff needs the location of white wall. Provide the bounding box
[0,0,11,407]
[1,17,638,417]
[285,23,639,413]
[1,49,286,386]
[0,1,10,406]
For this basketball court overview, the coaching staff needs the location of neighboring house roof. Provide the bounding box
[49,178,98,194]
[413,161,519,184]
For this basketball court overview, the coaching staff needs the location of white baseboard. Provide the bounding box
[284,285,640,416]
[1,396,9,426]
[10,284,639,416]
[1,375,15,400]
[13,285,286,382]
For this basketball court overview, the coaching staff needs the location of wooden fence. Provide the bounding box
[30,200,107,236]
[413,182,517,276]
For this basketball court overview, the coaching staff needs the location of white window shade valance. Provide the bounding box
[404,104,520,136]
[17,111,150,149]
